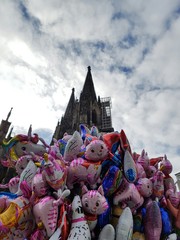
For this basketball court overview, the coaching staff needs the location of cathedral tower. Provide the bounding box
[52,67,114,140]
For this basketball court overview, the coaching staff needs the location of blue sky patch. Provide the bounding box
[109,65,133,75]
[19,1,41,33]
[112,11,126,20]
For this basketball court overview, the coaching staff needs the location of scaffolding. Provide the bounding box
[175,172,180,191]
[100,97,112,130]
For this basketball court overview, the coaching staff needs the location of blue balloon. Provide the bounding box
[58,139,67,156]
[79,124,87,141]
[102,166,123,197]
[160,207,172,236]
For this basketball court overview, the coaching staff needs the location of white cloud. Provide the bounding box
[8,40,48,68]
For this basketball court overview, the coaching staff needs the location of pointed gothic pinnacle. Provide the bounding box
[87,66,91,72]
[6,107,13,121]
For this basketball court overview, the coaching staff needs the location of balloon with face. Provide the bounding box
[81,185,108,232]
[63,131,83,162]
[137,149,149,171]
[113,178,144,214]
[67,195,91,240]
[160,155,172,176]
[136,178,153,198]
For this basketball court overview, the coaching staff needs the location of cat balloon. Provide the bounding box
[67,195,91,240]
[67,140,108,189]
[81,185,108,232]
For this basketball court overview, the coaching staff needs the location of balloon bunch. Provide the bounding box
[0,125,179,240]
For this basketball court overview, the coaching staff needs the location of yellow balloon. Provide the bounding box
[133,232,145,240]
[110,205,123,228]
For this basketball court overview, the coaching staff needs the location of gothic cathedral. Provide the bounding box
[52,66,114,140]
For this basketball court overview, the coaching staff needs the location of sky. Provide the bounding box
[0,0,180,182]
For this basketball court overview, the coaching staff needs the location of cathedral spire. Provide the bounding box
[81,66,97,102]
[6,107,13,121]
[64,88,75,118]
[51,66,114,142]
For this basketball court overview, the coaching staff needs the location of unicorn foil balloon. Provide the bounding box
[41,153,67,191]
